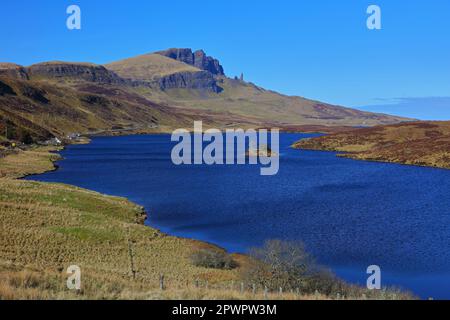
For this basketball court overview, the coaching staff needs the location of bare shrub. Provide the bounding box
[191,249,237,270]
[241,239,416,300]
[241,239,316,291]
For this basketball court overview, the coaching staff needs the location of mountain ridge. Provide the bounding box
[106,48,410,126]
[0,48,411,147]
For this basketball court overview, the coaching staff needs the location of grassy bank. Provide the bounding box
[0,146,62,179]
[0,146,247,299]
[0,145,414,300]
[293,121,450,170]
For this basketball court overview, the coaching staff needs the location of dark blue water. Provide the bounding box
[27,134,450,299]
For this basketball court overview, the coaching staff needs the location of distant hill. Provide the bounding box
[0,70,193,144]
[0,48,410,145]
[293,121,450,169]
[106,48,410,128]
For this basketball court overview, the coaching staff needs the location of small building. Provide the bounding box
[67,133,81,140]
[42,137,62,146]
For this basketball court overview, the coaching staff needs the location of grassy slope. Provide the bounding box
[0,74,365,140]
[0,52,410,147]
[106,54,200,79]
[105,53,409,127]
[0,147,253,299]
[0,146,62,179]
[1,147,350,300]
[136,77,410,127]
[293,121,450,169]
[0,76,195,141]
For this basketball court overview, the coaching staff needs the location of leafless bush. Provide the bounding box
[241,239,316,291]
[240,239,416,299]
[191,249,237,270]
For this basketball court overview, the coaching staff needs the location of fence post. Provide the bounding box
[159,274,165,290]
[264,287,268,300]
[315,290,320,299]
[206,280,209,290]
[240,282,244,294]
[252,284,256,296]
[279,287,283,295]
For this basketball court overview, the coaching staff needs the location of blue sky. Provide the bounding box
[1,0,449,119]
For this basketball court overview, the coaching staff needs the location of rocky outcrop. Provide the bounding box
[156,48,225,76]
[0,63,29,80]
[158,70,221,92]
[1,61,221,93]
[193,50,225,76]
[157,48,195,65]
[27,62,126,85]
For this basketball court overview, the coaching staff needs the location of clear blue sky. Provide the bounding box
[1,0,449,119]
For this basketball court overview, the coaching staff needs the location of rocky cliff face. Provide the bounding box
[193,50,225,76]
[1,61,220,93]
[27,63,126,85]
[0,63,29,80]
[156,48,225,76]
[157,48,195,65]
[157,70,221,92]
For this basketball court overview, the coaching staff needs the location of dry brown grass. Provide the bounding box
[106,54,199,80]
[0,146,62,179]
[294,121,450,169]
[0,147,245,299]
[0,262,335,300]
[0,175,247,299]
[140,78,408,128]
[0,147,335,300]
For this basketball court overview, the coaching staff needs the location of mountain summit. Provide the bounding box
[107,48,410,128]
[155,48,225,76]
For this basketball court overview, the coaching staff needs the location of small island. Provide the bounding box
[245,144,278,157]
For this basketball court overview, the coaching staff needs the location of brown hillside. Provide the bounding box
[293,121,450,169]
[104,49,410,127]
[0,49,412,146]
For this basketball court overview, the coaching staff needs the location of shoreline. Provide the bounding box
[88,125,450,171]
[19,136,238,255]
[0,132,422,299]
[34,131,447,260]
[294,143,450,171]
[292,121,450,170]
[293,144,450,171]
